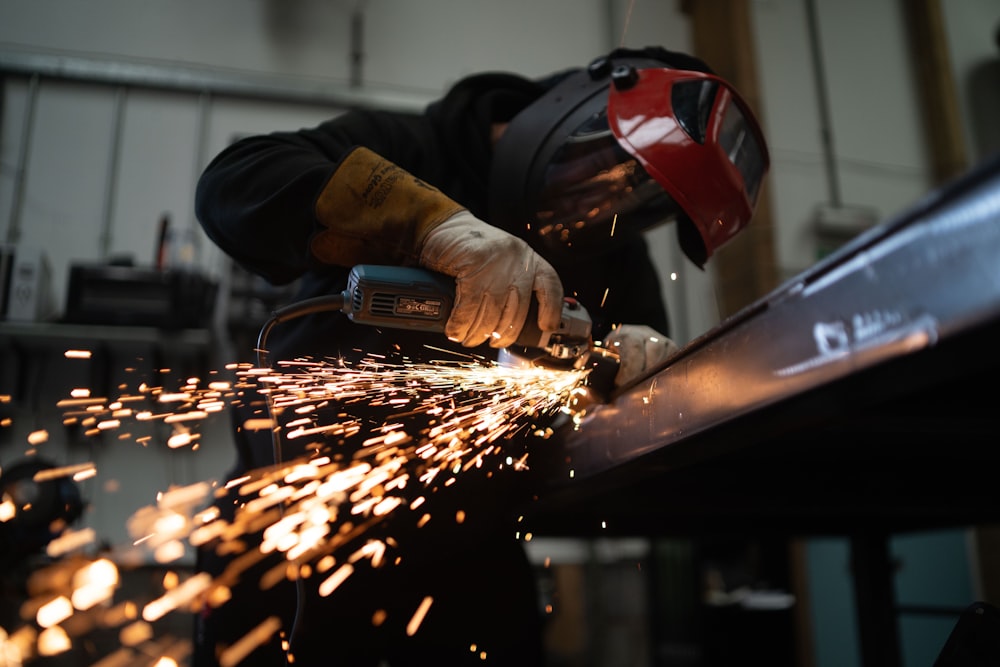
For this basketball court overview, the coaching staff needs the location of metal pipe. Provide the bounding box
[99,85,126,259]
[0,49,432,113]
[804,0,842,207]
[349,5,364,88]
[6,73,40,245]
[193,89,211,210]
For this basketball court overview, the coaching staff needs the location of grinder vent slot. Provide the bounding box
[351,286,364,313]
[369,292,397,316]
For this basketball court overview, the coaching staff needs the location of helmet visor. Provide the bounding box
[717,93,767,206]
[608,68,770,263]
[531,110,680,252]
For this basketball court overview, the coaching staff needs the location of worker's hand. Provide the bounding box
[420,210,564,348]
[603,324,680,387]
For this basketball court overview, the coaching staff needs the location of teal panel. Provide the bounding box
[807,538,862,667]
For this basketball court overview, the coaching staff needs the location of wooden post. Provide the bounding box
[681,0,780,318]
[900,0,968,184]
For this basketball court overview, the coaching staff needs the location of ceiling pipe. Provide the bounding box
[349,1,366,88]
[804,0,841,208]
[6,73,39,246]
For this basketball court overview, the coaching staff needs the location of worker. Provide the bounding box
[193,45,769,666]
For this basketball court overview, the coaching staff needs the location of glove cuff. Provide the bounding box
[311,147,465,266]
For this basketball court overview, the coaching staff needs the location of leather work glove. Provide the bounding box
[420,210,564,348]
[309,146,563,348]
[311,147,465,268]
[603,324,680,387]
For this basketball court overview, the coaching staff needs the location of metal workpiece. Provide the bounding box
[531,153,1000,536]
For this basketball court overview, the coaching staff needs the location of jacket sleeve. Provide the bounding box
[195,110,459,285]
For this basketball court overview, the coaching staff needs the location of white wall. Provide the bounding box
[2,0,616,87]
[753,0,930,277]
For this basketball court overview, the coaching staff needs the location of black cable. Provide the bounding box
[255,293,348,465]
[254,292,350,666]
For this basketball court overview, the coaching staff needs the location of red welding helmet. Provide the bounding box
[489,50,769,266]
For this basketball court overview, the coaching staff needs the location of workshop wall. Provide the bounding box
[753,0,929,277]
[754,0,999,278]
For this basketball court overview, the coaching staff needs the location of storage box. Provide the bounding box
[2,245,55,322]
[64,264,217,329]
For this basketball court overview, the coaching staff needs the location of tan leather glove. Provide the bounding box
[420,211,563,348]
[603,324,680,387]
[311,147,464,266]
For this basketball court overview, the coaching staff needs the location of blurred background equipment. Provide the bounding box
[0,458,85,571]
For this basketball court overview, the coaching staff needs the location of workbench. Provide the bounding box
[527,153,1000,667]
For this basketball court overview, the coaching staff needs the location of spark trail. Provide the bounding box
[0,350,591,664]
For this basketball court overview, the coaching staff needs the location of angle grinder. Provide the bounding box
[257,264,620,400]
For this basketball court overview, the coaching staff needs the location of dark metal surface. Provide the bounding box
[527,153,1000,537]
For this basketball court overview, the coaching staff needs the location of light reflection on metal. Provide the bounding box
[558,154,1000,483]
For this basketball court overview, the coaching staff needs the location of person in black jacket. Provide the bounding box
[193,46,769,666]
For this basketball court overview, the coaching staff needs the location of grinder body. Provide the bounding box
[345,265,593,362]
[262,265,621,400]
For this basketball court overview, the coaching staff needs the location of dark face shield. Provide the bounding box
[717,93,767,206]
[488,56,769,266]
[532,111,681,253]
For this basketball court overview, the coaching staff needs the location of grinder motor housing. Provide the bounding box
[345,265,593,361]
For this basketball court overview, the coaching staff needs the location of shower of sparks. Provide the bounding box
[0,349,591,664]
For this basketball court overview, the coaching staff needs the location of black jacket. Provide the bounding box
[196,69,669,369]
